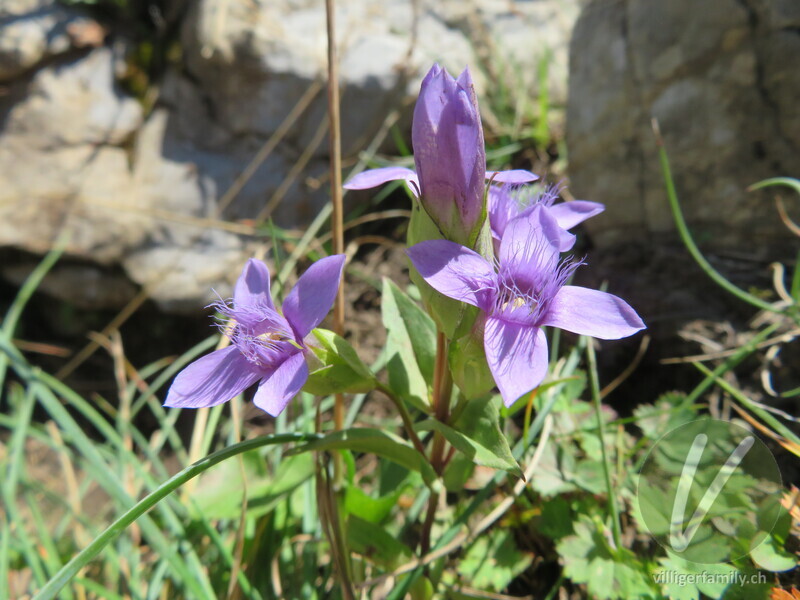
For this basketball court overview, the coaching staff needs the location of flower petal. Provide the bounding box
[484,318,549,407]
[537,205,577,251]
[343,167,420,196]
[548,200,605,230]
[487,185,519,242]
[499,207,560,285]
[485,170,539,184]
[234,258,274,310]
[407,240,496,310]
[412,65,486,235]
[164,346,261,408]
[282,254,346,339]
[542,285,645,339]
[252,351,309,416]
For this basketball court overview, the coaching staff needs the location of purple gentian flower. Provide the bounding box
[488,183,605,253]
[165,255,346,416]
[407,213,644,406]
[344,64,537,243]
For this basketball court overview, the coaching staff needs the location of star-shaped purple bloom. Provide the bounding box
[343,64,538,243]
[488,183,605,253]
[407,213,644,407]
[164,255,346,416]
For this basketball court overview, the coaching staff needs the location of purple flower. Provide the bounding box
[164,256,346,416]
[488,183,605,253]
[344,64,537,243]
[407,213,644,406]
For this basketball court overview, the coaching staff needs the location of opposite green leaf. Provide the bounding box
[419,395,522,477]
[381,278,437,411]
[285,428,437,486]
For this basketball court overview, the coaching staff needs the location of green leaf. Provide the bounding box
[416,416,522,478]
[442,452,475,492]
[346,515,412,569]
[442,396,522,477]
[379,459,412,496]
[304,328,376,395]
[656,554,739,600]
[285,428,437,486]
[557,516,655,600]
[633,392,696,439]
[458,529,532,592]
[531,444,579,497]
[344,485,405,524]
[381,278,437,411]
[750,534,797,572]
[191,452,314,519]
[538,497,574,540]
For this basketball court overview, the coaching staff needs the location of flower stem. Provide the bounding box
[420,331,452,556]
[376,383,427,456]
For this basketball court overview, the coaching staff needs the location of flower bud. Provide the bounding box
[412,64,486,246]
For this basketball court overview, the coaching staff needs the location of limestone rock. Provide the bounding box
[566,0,800,254]
[0,48,144,264]
[0,0,583,312]
[0,0,100,81]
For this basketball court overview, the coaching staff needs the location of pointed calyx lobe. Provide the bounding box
[408,211,644,407]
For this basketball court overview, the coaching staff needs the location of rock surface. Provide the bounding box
[0,0,93,81]
[0,0,582,311]
[566,0,800,254]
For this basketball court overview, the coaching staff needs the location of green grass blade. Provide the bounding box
[0,339,214,598]
[24,491,74,599]
[1,383,48,588]
[0,238,66,391]
[585,339,623,548]
[656,133,778,313]
[71,578,126,600]
[683,322,781,407]
[693,361,800,447]
[33,433,313,600]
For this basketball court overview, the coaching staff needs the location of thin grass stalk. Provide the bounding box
[325,0,347,444]
[0,235,65,390]
[0,340,215,597]
[324,3,355,596]
[585,339,623,549]
[682,321,781,408]
[654,119,778,314]
[693,361,800,447]
[1,384,48,588]
[32,433,313,600]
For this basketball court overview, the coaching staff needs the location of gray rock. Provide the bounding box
[0,0,582,312]
[0,48,144,264]
[0,0,98,81]
[566,0,800,254]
